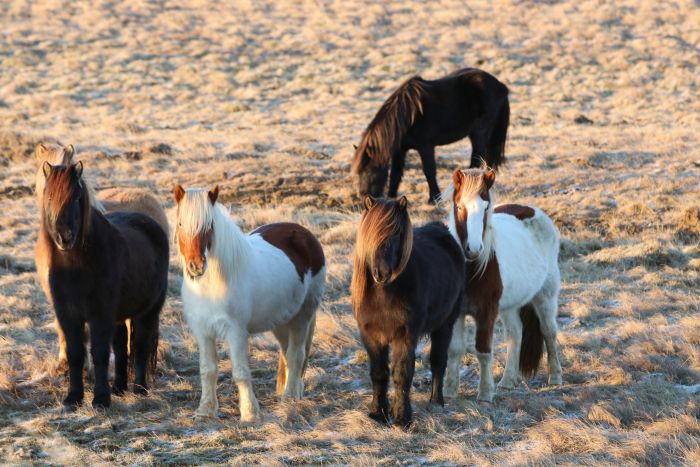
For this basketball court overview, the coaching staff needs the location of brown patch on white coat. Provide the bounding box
[252,223,325,282]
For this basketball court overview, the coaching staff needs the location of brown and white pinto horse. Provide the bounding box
[443,168,563,402]
[173,185,325,422]
[34,143,169,372]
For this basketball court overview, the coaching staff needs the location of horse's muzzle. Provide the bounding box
[187,259,207,278]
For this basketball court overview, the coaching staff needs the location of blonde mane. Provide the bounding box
[442,168,496,279]
[175,189,251,283]
[35,143,105,213]
[351,200,413,307]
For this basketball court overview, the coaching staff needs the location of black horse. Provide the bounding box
[351,196,465,427]
[351,68,510,203]
[38,161,169,410]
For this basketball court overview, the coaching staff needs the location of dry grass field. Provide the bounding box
[1,0,699,464]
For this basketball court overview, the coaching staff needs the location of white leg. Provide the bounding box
[195,333,219,418]
[532,293,563,385]
[498,308,522,389]
[476,351,495,402]
[225,327,260,422]
[444,316,466,398]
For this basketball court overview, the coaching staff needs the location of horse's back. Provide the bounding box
[492,206,559,308]
[100,188,170,237]
[409,221,466,306]
[250,222,325,283]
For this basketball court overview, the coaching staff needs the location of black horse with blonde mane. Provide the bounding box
[351,196,465,427]
[351,68,509,203]
[38,161,169,410]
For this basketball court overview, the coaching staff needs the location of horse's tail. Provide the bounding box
[488,91,509,169]
[519,303,544,376]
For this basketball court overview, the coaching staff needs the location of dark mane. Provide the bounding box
[352,76,428,172]
[351,199,413,308]
[44,165,92,247]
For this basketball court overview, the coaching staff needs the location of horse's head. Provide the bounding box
[173,184,219,279]
[449,167,495,261]
[351,142,388,199]
[42,160,89,251]
[356,195,412,285]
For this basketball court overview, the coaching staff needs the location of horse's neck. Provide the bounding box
[207,212,253,283]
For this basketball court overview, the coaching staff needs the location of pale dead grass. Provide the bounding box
[1,0,699,464]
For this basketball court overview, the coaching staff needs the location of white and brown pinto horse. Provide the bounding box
[173,185,325,422]
[443,168,562,402]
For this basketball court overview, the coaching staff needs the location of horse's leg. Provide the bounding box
[271,327,289,396]
[497,307,522,390]
[469,130,489,168]
[445,315,467,398]
[88,318,114,408]
[112,321,129,395]
[532,292,563,385]
[417,146,440,203]
[225,327,260,422]
[362,335,389,424]
[390,334,416,428]
[474,306,497,403]
[131,310,159,395]
[59,317,86,410]
[387,149,407,198]
[55,319,68,373]
[429,322,454,407]
[194,333,219,418]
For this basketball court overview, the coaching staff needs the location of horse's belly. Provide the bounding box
[246,282,307,334]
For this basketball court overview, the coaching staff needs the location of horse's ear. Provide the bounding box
[173,185,185,204]
[483,169,496,189]
[208,185,219,205]
[452,168,464,190]
[363,195,376,211]
[35,143,49,162]
[42,161,52,178]
[398,196,408,210]
[73,161,83,178]
[63,145,75,164]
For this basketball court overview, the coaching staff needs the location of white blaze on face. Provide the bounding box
[465,196,488,256]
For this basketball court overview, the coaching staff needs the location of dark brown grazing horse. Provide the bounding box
[352,196,465,428]
[351,68,510,203]
[39,162,169,410]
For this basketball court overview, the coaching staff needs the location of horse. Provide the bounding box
[442,168,562,403]
[351,67,510,204]
[38,161,169,410]
[351,196,465,428]
[34,143,169,371]
[173,185,325,422]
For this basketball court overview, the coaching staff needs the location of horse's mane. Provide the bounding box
[35,143,105,213]
[351,200,413,308]
[44,165,93,248]
[175,189,251,284]
[352,76,428,172]
[440,168,496,279]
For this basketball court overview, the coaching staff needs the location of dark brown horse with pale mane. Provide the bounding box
[38,160,169,410]
[352,196,465,428]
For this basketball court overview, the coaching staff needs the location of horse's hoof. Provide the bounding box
[497,379,517,390]
[112,384,128,396]
[549,375,563,386]
[133,384,148,396]
[368,410,390,424]
[61,402,80,414]
[92,393,111,409]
